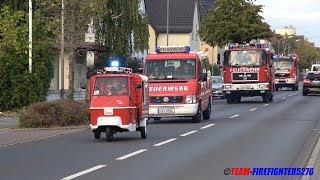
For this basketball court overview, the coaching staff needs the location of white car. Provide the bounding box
[311,64,320,71]
[211,76,224,99]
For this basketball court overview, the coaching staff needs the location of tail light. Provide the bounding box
[303,78,311,84]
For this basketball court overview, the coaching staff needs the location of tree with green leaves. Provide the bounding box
[0,6,54,111]
[291,40,320,69]
[199,0,273,47]
[34,0,149,99]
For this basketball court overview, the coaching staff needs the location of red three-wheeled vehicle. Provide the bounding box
[87,67,149,142]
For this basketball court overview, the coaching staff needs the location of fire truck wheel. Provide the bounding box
[192,105,202,123]
[296,85,299,91]
[275,86,279,91]
[141,126,147,139]
[226,96,233,104]
[235,96,241,103]
[202,101,211,120]
[106,127,113,142]
[268,94,273,102]
[262,94,269,103]
[94,131,101,139]
[302,90,308,96]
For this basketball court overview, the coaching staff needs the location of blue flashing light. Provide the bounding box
[228,44,234,49]
[155,99,161,103]
[171,99,177,103]
[111,60,119,67]
[257,44,262,48]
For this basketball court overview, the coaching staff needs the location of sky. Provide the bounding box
[254,0,320,47]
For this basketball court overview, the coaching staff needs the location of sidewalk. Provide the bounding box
[301,135,320,180]
[0,112,87,147]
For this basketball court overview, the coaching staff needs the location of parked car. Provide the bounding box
[211,76,224,99]
[302,71,320,96]
[311,64,320,71]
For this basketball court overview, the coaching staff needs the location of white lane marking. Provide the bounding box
[200,124,216,129]
[0,131,7,134]
[229,114,240,119]
[153,138,177,147]
[180,130,198,137]
[274,100,279,102]
[61,165,106,180]
[288,94,294,97]
[249,108,257,111]
[263,104,269,107]
[281,97,286,100]
[116,149,148,160]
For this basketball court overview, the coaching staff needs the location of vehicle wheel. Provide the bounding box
[94,131,101,139]
[192,105,202,123]
[154,117,161,121]
[292,84,296,91]
[262,94,269,103]
[302,90,308,96]
[268,94,273,102]
[105,127,113,142]
[226,96,233,104]
[275,86,279,91]
[235,96,241,103]
[140,126,147,139]
[202,100,211,120]
[296,85,299,90]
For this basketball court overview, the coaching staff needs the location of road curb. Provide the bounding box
[301,132,320,180]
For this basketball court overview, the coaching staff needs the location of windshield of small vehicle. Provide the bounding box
[226,50,267,66]
[306,72,320,80]
[93,77,128,96]
[274,60,294,70]
[145,59,196,80]
[211,76,223,83]
[312,65,320,71]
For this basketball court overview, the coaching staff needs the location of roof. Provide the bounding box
[199,0,215,22]
[145,0,196,33]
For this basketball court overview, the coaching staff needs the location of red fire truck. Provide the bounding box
[218,41,275,103]
[273,53,299,91]
[144,46,212,123]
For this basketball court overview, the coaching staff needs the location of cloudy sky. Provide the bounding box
[254,0,320,47]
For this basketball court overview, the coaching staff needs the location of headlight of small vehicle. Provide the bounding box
[185,95,196,104]
[224,85,232,90]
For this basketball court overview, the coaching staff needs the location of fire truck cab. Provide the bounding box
[144,46,212,123]
[273,53,299,91]
[219,40,275,103]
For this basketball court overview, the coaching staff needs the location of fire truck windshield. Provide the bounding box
[145,59,196,80]
[93,77,128,96]
[273,60,294,70]
[226,50,266,66]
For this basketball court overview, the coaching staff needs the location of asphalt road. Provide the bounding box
[0,86,320,180]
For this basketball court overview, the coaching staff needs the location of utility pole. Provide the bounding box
[29,0,32,73]
[60,0,65,99]
[166,0,169,46]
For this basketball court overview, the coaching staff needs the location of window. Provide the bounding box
[145,59,196,80]
[93,77,128,96]
[225,50,267,66]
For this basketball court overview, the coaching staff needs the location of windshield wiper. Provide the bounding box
[94,86,110,97]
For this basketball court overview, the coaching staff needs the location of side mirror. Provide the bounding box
[269,64,272,68]
[217,54,221,65]
[80,81,86,89]
[136,84,142,88]
[202,73,207,81]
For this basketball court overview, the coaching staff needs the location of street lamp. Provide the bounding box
[29,0,32,73]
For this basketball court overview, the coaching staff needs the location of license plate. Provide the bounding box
[239,85,251,89]
[104,108,113,115]
[158,107,175,114]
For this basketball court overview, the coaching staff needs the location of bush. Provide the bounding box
[18,100,89,128]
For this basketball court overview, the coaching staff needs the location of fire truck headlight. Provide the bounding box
[224,85,232,90]
[186,95,196,104]
[259,84,269,89]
